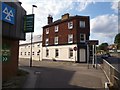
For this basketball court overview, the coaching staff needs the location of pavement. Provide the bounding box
[19,59,108,89]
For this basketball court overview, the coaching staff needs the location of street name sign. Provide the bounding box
[24,14,34,32]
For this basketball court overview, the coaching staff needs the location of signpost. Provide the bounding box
[24,14,34,33]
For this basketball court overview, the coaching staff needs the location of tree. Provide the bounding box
[114,33,120,49]
[98,43,108,51]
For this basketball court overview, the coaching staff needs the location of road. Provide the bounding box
[19,59,108,89]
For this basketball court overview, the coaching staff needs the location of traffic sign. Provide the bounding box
[24,14,34,33]
[74,47,77,51]
[1,2,15,24]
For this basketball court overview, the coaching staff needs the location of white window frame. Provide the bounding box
[55,25,59,32]
[80,21,85,28]
[68,34,73,43]
[45,38,49,46]
[54,36,58,45]
[80,34,86,42]
[68,21,73,29]
[46,28,49,34]
[69,48,73,58]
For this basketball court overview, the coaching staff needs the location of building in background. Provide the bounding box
[42,13,90,63]
[19,35,42,61]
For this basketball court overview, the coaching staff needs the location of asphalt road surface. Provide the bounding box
[19,59,108,89]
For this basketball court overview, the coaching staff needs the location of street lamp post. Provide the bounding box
[30,5,37,67]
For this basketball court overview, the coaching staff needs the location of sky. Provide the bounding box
[19,0,119,45]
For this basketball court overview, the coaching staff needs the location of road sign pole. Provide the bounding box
[30,5,37,67]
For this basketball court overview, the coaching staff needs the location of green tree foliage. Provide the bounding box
[114,33,120,49]
[98,43,108,51]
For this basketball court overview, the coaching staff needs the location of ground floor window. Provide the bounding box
[46,49,49,57]
[55,49,59,58]
[69,48,73,58]
[21,52,22,55]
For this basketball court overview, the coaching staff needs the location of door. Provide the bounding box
[80,49,86,62]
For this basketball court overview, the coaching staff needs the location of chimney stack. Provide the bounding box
[48,15,53,24]
[62,13,69,20]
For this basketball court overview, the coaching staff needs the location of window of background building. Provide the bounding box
[37,43,40,47]
[55,49,59,58]
[80,34,86,42]
[68,21,73,29]
[37,52,40,56]
[45,38,49,46]
[80,21,85,28]
[46,28,49,34]
[54,36,58,45]
[21,52,22,55]
[69,48,73,58]
[25,52,26,55]
[32,52,34,55]
[32,44,34,47]
[37,50,40,56]
[55,25,59,32]
[28,52,30,55]
[46,49,49,57]
[68,34,73,43]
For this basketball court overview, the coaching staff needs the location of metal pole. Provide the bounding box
[87,44,89,69]
[30,6,34,67]
[95,45,97,69]
[92,45,95,68]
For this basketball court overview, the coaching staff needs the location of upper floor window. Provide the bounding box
[55,25,59,32]
[68,34,73,43]
[80,34,86,42]
[55,49,59,58]
[68,21,73,29]
[45,38,49,46]
[54,36,58,45]
[80,21,85,28]
[46,28,49,34]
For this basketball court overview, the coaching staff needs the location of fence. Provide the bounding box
[101,60,120,89]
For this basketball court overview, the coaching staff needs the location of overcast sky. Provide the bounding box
[19,0,119,45]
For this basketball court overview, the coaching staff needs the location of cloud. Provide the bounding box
[90,14,118,44]
[19,0,93,40]
[111,2,118,13]
[76,0,95,11]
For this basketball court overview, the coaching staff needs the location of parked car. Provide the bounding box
[101,53,111,59]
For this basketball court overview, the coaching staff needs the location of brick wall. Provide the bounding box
[2,38,19,81]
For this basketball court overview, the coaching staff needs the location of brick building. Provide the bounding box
[42,13,90,62]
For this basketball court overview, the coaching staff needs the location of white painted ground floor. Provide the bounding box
[42,44,87,63]
[19,44,90,63]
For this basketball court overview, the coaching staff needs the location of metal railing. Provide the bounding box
[102,59,120,89]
